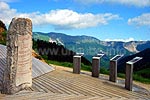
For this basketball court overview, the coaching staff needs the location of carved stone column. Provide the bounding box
[2,18,32,94]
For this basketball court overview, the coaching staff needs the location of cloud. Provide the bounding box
[105,37,134,42]
[0,2,17,24]
[74,0,150,7]
[128,13,150,26]
[109,0,150,7]
[0,2,120,30]
[0,0,19,3]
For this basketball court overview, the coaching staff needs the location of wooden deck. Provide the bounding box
[1,66,150,100]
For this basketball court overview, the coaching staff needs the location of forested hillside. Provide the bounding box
[0,20,7,45]
[33,39,92,66]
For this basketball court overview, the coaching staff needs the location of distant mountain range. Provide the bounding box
[33,32,150,53]
[33,32,150,68]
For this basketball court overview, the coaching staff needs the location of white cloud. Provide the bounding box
[128,13,150,26]
[0,2,120,30]
[0,2,17,24]
[74,0,150,7]
[109,0,150,7]
[105,38,134,42]
[0,0,19,3]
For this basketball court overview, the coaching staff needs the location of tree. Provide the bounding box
[0,20,7,45]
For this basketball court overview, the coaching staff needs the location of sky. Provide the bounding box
[0,0,150,41]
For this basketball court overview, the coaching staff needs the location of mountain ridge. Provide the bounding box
[33,32,150,55]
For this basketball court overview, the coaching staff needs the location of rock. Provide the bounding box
[2,18,32,94]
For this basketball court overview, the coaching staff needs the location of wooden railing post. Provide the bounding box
[109,55,123,82]
[92,53,104,78]
[125,57,142,91]
[73,55,81,74]
[92,57,100,77]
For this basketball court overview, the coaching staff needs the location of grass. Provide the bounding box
[117,73,150,84]
[134,68,150,78]
[101,69,150,84]
[46,60,73,68]
[100,67,109,75]
[45,59,92,71]
[133,74,150,84]
[118,73,125,78]
[45,58,109,75]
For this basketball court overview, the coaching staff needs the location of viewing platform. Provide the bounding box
[1,65,150,100]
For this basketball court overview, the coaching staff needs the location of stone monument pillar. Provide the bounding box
[73,55,81,74]
[92,57,100,77]
[2,18,32,94]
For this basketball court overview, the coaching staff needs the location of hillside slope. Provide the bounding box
[33,39,92,66]
[118,48,150,78]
